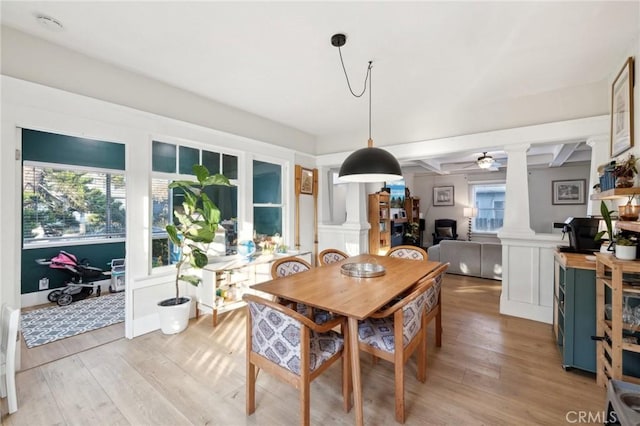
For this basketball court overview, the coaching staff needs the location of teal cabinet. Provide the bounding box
[554,255,596,373]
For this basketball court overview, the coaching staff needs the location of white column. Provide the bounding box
[586,135,610,216]
[499,143,534,238]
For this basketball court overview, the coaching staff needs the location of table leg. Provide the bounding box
[348,317,364,426]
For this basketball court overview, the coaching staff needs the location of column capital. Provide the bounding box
[503,143,531,154]
[586,134,609,148]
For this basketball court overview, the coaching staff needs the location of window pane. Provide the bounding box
[223,154,238,179]
[23,165,126,244]
[203,185,238,221]
[202,150,220,174]
[151,178,170,266]
[179,146,199,175]
[471,184,505,233]
[152,141,176,173]
[254,207,282,237]
[253,160,281,204]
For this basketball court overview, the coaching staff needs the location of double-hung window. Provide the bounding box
[470,183,505,233]
[252,159,283,248]
[151,141,238,268]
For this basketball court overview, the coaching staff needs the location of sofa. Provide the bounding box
[427,240,502,280]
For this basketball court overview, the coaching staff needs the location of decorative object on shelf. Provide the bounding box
[463,207,478,241]
[610,56,635,157]
[158,164,230,334]
[552,179,586,205]
[613,153,638,188]
[618,193,640,221]
[614,237,637,260]
[599,161,617,191]
[331,33,402,183]
[433,185,455,206]
[237,240,257,258]
[595,201,616,252]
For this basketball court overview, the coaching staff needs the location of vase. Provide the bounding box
[615,245,637,261]
[616,175,634,188]
[157,296,192,334]
[618,204,640,221]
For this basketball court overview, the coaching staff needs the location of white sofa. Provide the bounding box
[427,240,502,280]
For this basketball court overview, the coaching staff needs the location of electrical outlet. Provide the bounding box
[39,277,49,290]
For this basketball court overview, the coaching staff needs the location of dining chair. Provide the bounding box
[386,245,428,261]
[1,304,19,414]
[243,294,351,426]
[318,248,349,266]
[271,257,332,324]
[418,262,449,354]
[357,278,435,423]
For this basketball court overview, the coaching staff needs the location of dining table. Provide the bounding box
[251,253,444,426]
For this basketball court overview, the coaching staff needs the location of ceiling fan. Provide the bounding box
[476,152,495,169]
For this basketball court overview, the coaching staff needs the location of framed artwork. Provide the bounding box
[433,186,454,206]
[610,57,635,157]
[552,179,586,205]
[300,167,314,195]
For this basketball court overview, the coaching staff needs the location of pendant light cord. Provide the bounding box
[337,46,373,142]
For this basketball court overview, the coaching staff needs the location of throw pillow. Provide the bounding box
[436,227,453,238]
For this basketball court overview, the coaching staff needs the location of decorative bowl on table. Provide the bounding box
[340,262,386,278]
[237,240,256,258]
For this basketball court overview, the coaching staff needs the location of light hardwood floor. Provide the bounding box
[2,274,606,425]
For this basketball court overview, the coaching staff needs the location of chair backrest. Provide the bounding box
[271,256,312,279]
[386,245,428,261]
[417,262,449,313]
[1,304,19,376]
[318,248,349,266]
[434,219,457,239]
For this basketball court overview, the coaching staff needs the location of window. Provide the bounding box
[253,160,283,249]
[470,183,505,233]
[151,141,238,268]
[23,164,126,245]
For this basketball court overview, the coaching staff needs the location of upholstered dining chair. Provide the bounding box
[1,304,19,414]
[243,294,351,425]
[418,262,449,357]
[386,245,428,261]
[357,278,435,423]
[270,257,331,324]
[318,248,349,266]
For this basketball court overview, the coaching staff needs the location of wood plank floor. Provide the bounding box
[2,274,606,425]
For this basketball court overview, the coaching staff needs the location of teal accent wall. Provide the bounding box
[22,242,125,294]
[22,129,125,170]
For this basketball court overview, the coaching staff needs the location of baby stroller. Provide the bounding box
[37,250,107,306]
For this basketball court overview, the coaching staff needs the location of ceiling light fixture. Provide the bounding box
[36,14,64,32]
[333,33,403,183]
[476,152,495,169]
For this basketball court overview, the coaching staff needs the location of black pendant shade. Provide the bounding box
[332,33,403,183]
[338,145,403,183]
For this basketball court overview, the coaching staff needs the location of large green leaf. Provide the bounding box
[191,250,209,268]
[203,173,231,187]
[179,274,201,286]
[165,224,181,246]
[193,164,209,184]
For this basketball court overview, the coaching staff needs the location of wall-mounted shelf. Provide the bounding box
[590,187,640,200]
[617,221,640,233]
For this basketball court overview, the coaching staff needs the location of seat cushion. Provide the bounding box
[436,227,453,238]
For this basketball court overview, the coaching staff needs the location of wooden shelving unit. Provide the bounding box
[595,252,640,386]
[404,196,420,223]
[591,187,640,200]
[368,192,391,255]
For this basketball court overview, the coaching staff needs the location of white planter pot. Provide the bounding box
[615,245,637,261]
[157,296,191,334]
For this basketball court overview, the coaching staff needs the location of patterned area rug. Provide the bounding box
[21,292,125,348]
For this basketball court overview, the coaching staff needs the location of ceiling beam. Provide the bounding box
[415,159,450,175]
[549,142,581,167]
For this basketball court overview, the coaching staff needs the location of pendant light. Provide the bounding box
[332,33,403,183]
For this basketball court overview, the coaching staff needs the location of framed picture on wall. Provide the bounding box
[433,186,454,206]
[552,179,586,205]
[299,167,314,195]
[610,57,634,157]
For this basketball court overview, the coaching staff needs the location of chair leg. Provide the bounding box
[300,380,310,426]
[435,304,442,347]
[417,333,427,383]
[246,361,256,415]
[394,355,405,423]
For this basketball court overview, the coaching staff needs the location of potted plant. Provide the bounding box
[613,153,638,188]
[158,164,230,334]
[595,201,616,252]
[403,221,421,245]
[618,193,640,221]
[615,237,637,260]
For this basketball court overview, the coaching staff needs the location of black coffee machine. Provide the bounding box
[557,217,601,254]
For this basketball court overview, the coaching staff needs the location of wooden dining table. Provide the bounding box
[251,253,443,426]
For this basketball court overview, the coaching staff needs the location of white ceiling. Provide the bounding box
[1,1,638,173]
